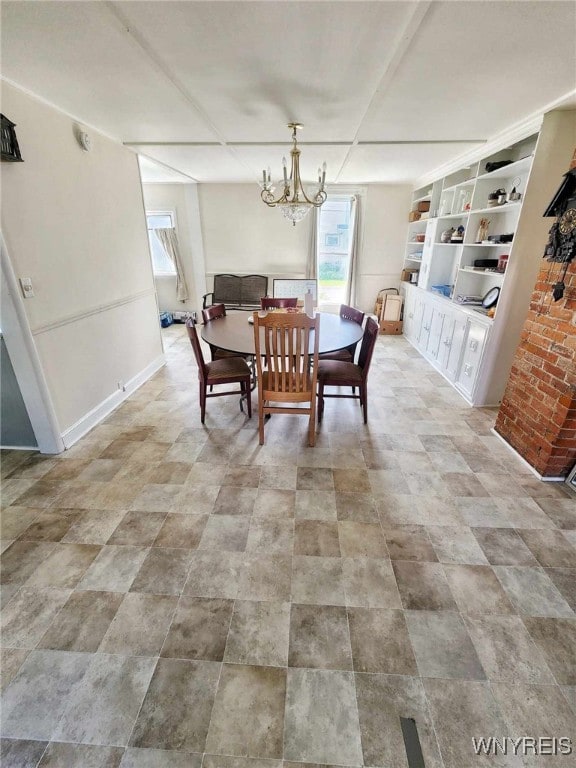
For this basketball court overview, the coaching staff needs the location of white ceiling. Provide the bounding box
[2,1,575,185]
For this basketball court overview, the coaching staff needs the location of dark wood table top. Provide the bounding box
[200,311,364,356]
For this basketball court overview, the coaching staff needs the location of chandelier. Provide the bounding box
[261,123,327,225]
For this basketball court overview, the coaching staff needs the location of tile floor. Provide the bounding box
[1,325,575,768]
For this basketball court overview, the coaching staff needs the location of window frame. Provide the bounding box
[146,210,178,277]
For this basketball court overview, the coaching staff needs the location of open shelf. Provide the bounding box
[475,155,533,181]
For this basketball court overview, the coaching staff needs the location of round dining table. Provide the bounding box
[200,310,364,357]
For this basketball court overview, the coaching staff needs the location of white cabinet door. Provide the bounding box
[418,300,434,351]
[427,306,445,361]
[412,293,426,347]
[456,321,489,400]
[442,312,468,381]
[403,288,416,340]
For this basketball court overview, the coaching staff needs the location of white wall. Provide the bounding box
[1,82,164,441]
[198,183,411,314]
[142,183,204,314]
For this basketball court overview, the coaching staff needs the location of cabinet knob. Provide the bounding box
[469,340,478,351]
[464,364,473,376]
[443,339,451,346]
[408,313,414,319]
[424,325,430,331]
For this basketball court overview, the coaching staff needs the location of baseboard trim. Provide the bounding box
[490,427,565,482]
[61,354,165,449]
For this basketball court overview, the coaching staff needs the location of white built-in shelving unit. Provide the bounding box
[399,110,576,406]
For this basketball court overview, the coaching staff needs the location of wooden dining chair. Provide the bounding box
[186,319,252,423]
[318,304,365,363]
[253,312,320,446]
[202,303,241,361]
[317,317,378,424]
[260,297,299,310]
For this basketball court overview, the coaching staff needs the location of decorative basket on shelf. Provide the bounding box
[1,114,23,162]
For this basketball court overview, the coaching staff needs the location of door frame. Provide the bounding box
[1,233,64,454]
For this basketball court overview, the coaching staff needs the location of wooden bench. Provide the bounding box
[203,274,268,310]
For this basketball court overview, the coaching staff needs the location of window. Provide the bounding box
[316,197,354,304]
[147,212,176,275]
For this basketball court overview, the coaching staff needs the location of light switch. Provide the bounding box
[20,277,34,298]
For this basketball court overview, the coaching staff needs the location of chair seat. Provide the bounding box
[318,348,354,363]
[207,356,251,380]
[260,371,314,399]
[213,347,250,361]
[317,359,363,384]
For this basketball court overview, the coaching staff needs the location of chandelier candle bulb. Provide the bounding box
[283,157,288,182]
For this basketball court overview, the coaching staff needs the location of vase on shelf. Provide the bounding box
[476,218,490,243]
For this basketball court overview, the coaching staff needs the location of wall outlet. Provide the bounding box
[117,381,126,392]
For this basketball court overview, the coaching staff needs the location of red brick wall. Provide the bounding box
[495,152,576,478]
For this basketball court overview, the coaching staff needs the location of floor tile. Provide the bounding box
[384,525,437,561]
[546,568,576,611]
[129,658,220,751]
[213,487,257,516]
[54,653,155,746]
[99,593,178,656]
[224,601,290,667]
[494,497,558,529]
[199,516,250,552]
[129,547,194,595]
[523,618,576,684]
[348,607,417,674]
[252,489,295,519]
[332,468,371,494]
[456,498,513,527]
[342,557,401,608]
[472,527,539,565]
[176,485,219,515]
[355,673,443,768]
[0,541,56,585]
[493,566,574,617]
[291,556,345,606]
[534,498,576,530]
[246,519,293,555]
[406,610,486,680]
[424,678,523,768]
[1,587,70,649]
[334,492,379,522]
[0,507,42,540]
[107,512,167,546]
[38,590,123,652]
[490,683,576,767]
[294,521,340,557]
[24,543,101,588]
[61,509,127,544]
[288,604,352,670]
[77,545,149,591]
[153,514,207,549]
[428,525,489,564]
[258,466,298,491]
[130,484,182,513]
[238,555,291,601]
[283,668,363,765]
[296,467,334,491]
[463,614,555,683]
[121,747,202,767]
[1,650,90,740]
[17,509,81,542]
[38,742,124,767]
[392,561,458,611]
[294,491,337,520]
[161,597,233,661]
[205,664,286,759]
[338,521,387,558]
[0,650,29,693]
[223,467,261,488]
[517,528,576,567]
[443,564,515,615]
[0,739,48,768]
[183,551,244,599]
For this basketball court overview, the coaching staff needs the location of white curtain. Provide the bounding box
[155,228,189,302]
[346,195,360,306]
[306,208,319,280]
